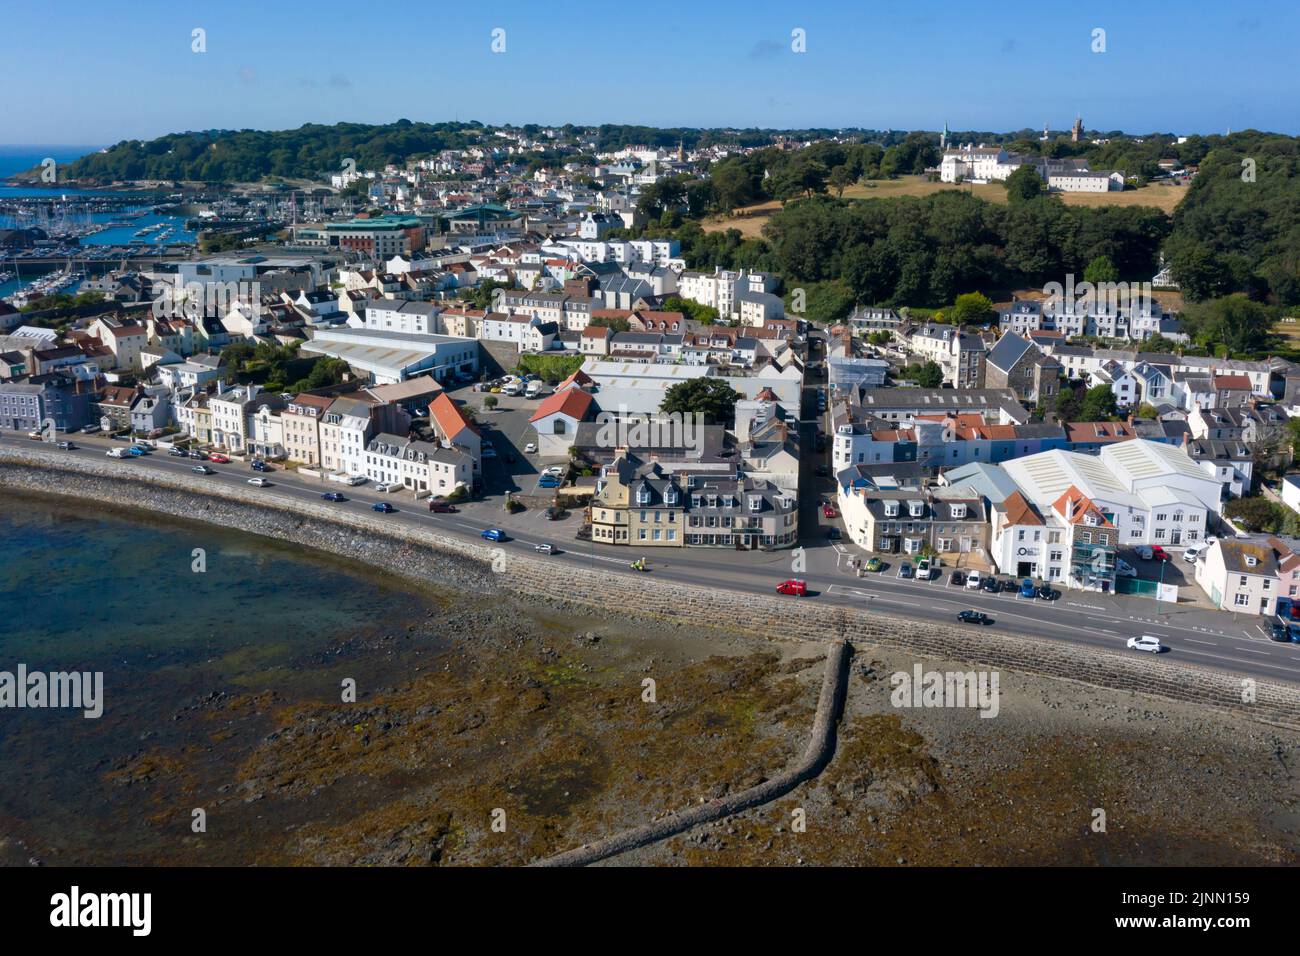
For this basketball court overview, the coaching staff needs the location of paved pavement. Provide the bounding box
[11,431,1300,686]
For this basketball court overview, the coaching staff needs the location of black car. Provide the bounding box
[1269,621,1290,642]
[251,460,270,472]
[999,578,1019,593]
[958,610,992,625]
[827,527,841,540]
[321,492,347,502]
[949,570,964,586]
[188,450,208,460]
[980,576,1000,593]
[168,447,188,457]
[544,506,565,520]
[814,464,829,477]
[1036,585,1059,601]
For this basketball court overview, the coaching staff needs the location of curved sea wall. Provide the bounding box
[2,445,1298,730]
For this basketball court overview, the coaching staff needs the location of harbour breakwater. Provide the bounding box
[2,444,1298,732]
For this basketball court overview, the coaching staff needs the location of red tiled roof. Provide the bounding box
[1213,374,1252,391]
[530,387,594,424]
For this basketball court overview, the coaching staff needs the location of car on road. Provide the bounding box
[965,569,982,589]
[949,570,964,586]
[251,460,271,473]
[56,441,75,450]
[775,578,807,596]
[481,528,507,542]
[127,446,147,457]
[321,492,346,502]
[865,557,883,573]
[524,443,537,454]
[428,499,457,513]
[1036,584,1059,601]
[372,502,395,513]
[1126,634,1164,654]
[534,543,554,555]
[247,477,269,487]
[191,465,213,475]
[821,502,837,519]
[957,610,992,625]
[897,562,914,579]
[1019,578,1037,598]
[1116,558,1137,577]
[208,453,231,464]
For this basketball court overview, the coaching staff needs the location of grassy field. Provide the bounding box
[703,175,1188,237]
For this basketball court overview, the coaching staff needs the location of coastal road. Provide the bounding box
[10,433,1300,687]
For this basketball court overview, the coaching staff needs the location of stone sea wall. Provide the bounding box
[2,445,1298,731]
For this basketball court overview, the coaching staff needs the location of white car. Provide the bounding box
[374,482,389,493]
[1116,558,1137,578]
[965,570,982,589]
[1126,635,1163,654]
[524,442,537,454]
[1201,537,1218,549]
[1135,545,1153,561]
[1182,545,1205,563]
[542,465,564,478]
[534,543,554,555]
[247,477,269,487]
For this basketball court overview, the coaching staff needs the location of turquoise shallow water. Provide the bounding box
[0,494,448,863]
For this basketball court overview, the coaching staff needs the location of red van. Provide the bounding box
[776,579,808,597]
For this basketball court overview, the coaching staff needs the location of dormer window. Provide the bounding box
[1245,555,1258,568]
[909,501,924,518]
[665,486,679,506]
[951,504,966,520]
[749,496,761,512]
[885,501,900,517]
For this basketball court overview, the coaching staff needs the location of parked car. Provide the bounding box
[814,465,829,478]
[541,465,565,478]
[1019,578,1037,598]
[1116,558,1137,577]
[534,543,554,555]
[1182,545,1205,563]
[865,556,883,573]
[1036,584,1059,601]
[898,562,914,579]
[208,453,231,464]
[371,502,395,513]
[321,492,346,502]
[428,499,457,513]
[981,576,1000,594]
[544,506,565,520]
[188,450,208,460]
[191,465,213,475]
[247,477,269,487]
[949,570,964,586]
[999,578,1018,593]
[251,460,270,473]
[373,482,389,493]
[775,578,807,596]
[821,502,837,519]
[1269,621,1290,642]
[958,610,992,625]
[81,423,100,434]
[168,447,188,457]
[524,443,537,454]
[826,527,842,540]
[965,570,982,589]
[481,528,507,542]
[538,477,562,489]
[1126,634,1163,654]
[482,445,498,458]
[916,558,931,579]
[1149,545,1170,562]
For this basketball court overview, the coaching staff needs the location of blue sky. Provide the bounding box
[6,0,1297,145]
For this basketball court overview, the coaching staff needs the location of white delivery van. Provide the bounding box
[525,380,543,399]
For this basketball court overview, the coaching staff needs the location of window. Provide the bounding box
[1233,592,1249,607]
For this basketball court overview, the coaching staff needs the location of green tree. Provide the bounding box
[660,377,742,426]
[949,291,995,326]
[1003,165,1046,203]
[1078,383,1119,420]
[1083,255,1119,285]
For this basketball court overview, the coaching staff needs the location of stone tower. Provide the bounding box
[1071,115,1083,143]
